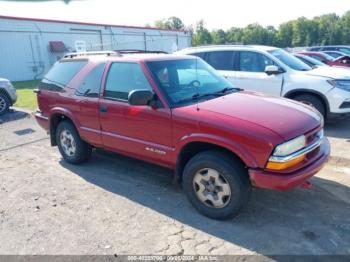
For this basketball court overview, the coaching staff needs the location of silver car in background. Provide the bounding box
[0,78,17,115]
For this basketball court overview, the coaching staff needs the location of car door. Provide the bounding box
[73,63,106,146]
[234,51,283,96]
[99,61,173,165]
[203,51,236,82]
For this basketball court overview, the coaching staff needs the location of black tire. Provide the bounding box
[182,151,251,220]
[56,120,92,164]
[293,94,326,118]
[0,92,10,116]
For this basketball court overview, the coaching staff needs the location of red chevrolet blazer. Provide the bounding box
[35,51,330,219]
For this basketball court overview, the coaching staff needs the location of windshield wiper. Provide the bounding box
[191,87,241,101]
[176,87,242,105]
[216,87,243,94]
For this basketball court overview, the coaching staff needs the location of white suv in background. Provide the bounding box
[0,78,17,115]
[176,45,350,119]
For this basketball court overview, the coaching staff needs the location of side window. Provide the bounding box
[105,62,152,100]
[40,60,87,91]
[339,48,350,56]
[323,47,334,51]
[75,63,105,97]
[205,51,234,71]
[191,52,206,59]
[239,51,275,72]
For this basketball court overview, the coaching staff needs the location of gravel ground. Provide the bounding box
[0,110,349,256]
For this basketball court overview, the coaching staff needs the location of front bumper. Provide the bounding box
[11,92,17,104]
[326,88,350,114]
[249,137,330,190]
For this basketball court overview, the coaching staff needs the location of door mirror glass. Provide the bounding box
[265,65,281,75]
[128,89,154,106]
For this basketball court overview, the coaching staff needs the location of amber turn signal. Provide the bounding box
[266,155,305,171]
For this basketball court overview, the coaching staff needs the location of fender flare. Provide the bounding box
[175,133,258,169]
[49,107,81,145]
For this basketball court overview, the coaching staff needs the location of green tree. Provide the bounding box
[152,10,350,48]
[211,29,227,44]
[341,11,350,44]
[315,14,342,45]
[226,27,244,44]
[154,17,185,30]
[192,20,212,46]
[276,21,294,47]
[292,17,310,46]
[241,23,268,44]
[266,25,278,46]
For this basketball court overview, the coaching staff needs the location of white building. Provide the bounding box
[0,15,192,81]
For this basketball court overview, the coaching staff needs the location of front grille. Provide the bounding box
[306,128,323,146]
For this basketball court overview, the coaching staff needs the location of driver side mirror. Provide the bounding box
[128,89,154,106]
[265,65,282,75]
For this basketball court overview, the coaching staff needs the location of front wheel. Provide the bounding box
[0,93,10,116]
[56,121,92,164]
[182,151,251,220]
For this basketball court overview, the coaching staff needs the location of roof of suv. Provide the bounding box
[308,45,350,50]
[177,45,278,54]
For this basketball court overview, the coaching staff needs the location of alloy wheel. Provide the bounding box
[60,129,76,157]
[0,96,7,113]
[192,168,231,208]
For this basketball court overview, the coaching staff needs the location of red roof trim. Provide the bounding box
[0,15,188,33]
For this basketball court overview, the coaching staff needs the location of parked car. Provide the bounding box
[294,54,328,68]
[298,51,350,68]
[321,51,347,59]
[308,45,350,56]
[0,78,17,115]
[176,45,350,119]
[34,51,330,219]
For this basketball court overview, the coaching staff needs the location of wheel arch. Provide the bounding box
[49,109,79,146]
[284,89,330,115]
[175,141,252,183]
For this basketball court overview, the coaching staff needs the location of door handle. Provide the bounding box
[100,105,108,113]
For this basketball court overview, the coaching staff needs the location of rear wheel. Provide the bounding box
[182,151,251,220]
[293,94,326,118]
[0,93,10,116]
[56,121,92,164]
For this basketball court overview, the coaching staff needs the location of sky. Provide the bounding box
[0,0,349,30]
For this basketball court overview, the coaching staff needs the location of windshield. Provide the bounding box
[147,58,238,107]
[268,49,312,71]
[326,52,343,59]
[296,55,326,67]
[320,52,336,61]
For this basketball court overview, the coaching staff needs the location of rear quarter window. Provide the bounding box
[40,60,87,91]
[75,63,105,97]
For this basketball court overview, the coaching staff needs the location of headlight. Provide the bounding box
[273,135,306,157]
[327,80,350,92]
[266,135,307,170]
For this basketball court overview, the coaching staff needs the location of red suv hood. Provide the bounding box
[196,91,322,141]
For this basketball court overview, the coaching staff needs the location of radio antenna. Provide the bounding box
[195,57,199,111]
